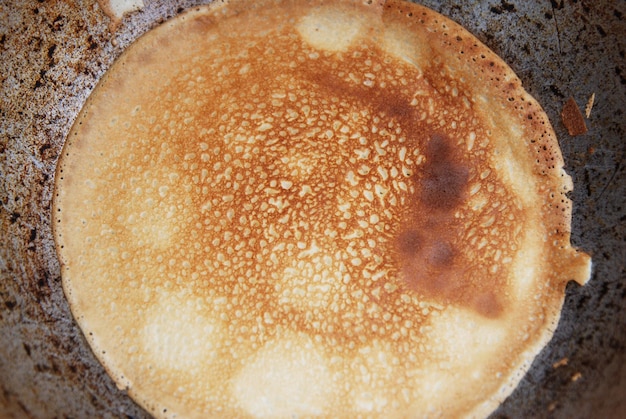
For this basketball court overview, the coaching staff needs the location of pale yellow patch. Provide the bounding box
[297,6,364,52]
[141,293,220,371]
[382,23,432,72]
[232,333,333,418]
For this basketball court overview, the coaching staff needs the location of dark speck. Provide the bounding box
[490,0,516,14]
[581,3,591,14]
[39,143,51,155]
[51,15,64,31]
[550,84,565,98]
[616,66,626,85]
[500,0,516,12]
[34,69,47,89]
[550,0,564,10]
[87,35,98,50]
[47,44,56,59]
[599,281,611,299]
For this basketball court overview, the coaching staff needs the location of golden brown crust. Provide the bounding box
[53,1,592,418]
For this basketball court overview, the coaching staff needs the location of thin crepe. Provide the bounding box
[53,0,592,417]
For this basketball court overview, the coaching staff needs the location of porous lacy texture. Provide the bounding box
[53,0,591,418]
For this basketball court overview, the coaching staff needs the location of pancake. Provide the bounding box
[53,0,592,417]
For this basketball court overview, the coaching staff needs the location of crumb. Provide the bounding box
[571,372,582,382]
[585,93,595,118]
[561,97,588,136]
[548,401,558,412]
[552,357,569,368]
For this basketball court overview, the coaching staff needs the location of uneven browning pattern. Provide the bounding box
[53,1,591,418]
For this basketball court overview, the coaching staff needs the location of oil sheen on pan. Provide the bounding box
[52,0,592,418]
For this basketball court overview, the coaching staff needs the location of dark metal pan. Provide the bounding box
[1,0,624,417]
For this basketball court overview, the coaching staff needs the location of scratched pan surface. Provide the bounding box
[0,0,624,417]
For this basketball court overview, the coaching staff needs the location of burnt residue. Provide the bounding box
[87,35,98,50]
[550,0,564,10]
[615,66,626,85]
[51,15,65,32]
[10,212,20,223]
[550,84,566,99]
[47,44,56,59]
[489,0,516,15]
[28,228,37,243]
[34,69,47,89]
[595,24,607,37]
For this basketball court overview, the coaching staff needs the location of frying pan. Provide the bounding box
[1,0,624,417]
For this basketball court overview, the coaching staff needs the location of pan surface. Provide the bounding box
[0,0,624,417]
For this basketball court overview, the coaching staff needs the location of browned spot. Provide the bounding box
[420,133,469,210]
[391,132,505,317]
[376,94,415,121]
[471,291,503,318]
[397,229,424,255]
[400,233,460,295]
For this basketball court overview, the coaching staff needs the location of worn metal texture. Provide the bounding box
[0,0,624,418]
